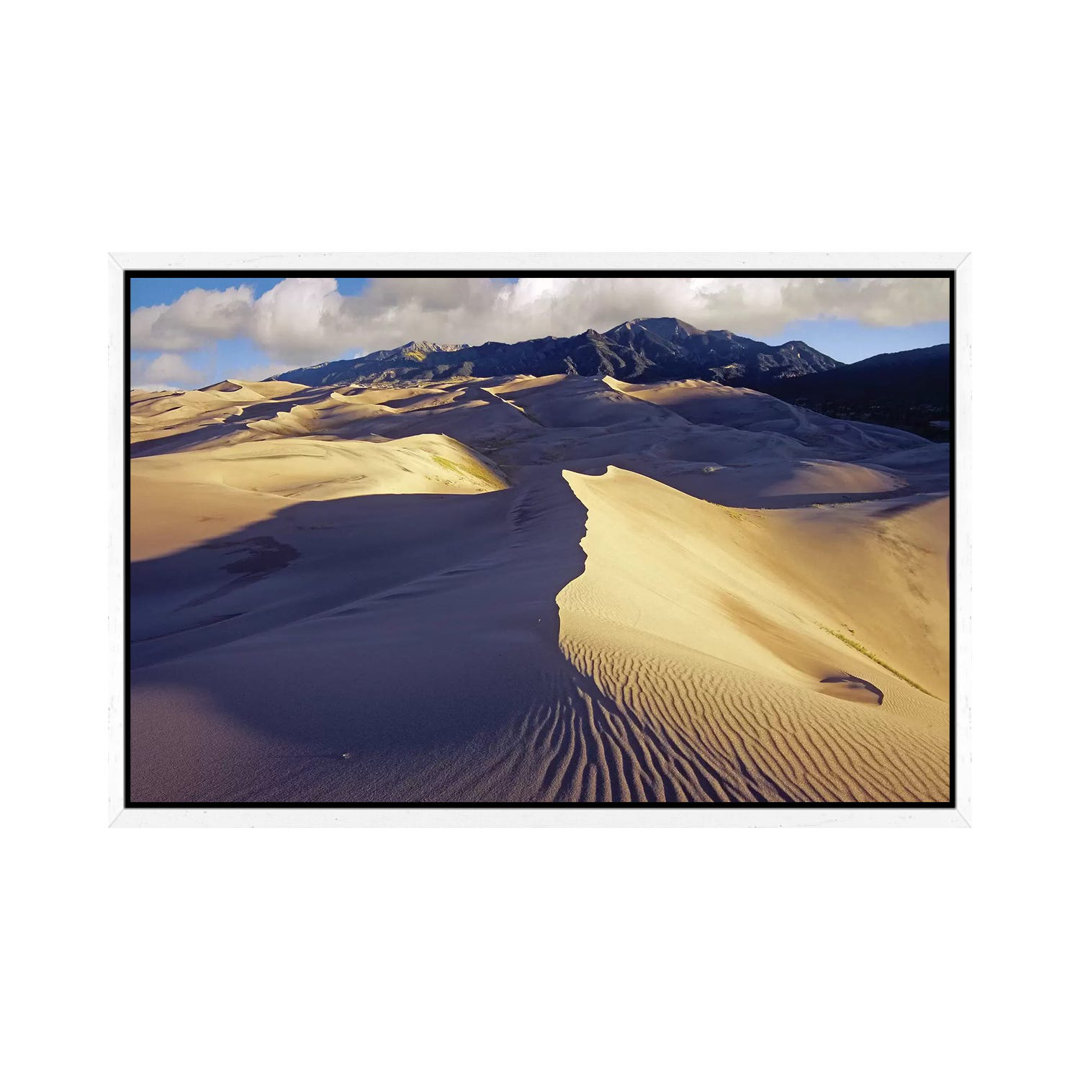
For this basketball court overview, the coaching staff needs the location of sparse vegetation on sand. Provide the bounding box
[431,452,504,488]
[722,507,762,526]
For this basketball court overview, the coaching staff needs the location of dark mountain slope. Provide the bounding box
[770,343,951,440]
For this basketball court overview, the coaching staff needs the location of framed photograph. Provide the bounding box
[110,254,970,826]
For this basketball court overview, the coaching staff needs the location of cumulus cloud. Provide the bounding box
[131,276,949,370]
[249,278,353,365]
[131,286,255,352]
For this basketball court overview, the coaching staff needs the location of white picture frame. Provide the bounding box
[110,253,971,827]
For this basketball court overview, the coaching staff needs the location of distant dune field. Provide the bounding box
[129,373,950,803]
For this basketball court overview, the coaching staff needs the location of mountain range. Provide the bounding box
[273,317,841,390]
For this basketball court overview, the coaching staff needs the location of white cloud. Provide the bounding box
[249,278,352,365]
[131,286,255,352]
[132,352,201,389]
[131,276,949,370]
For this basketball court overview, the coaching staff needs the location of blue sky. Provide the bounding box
[130,276,373,307]
[764,319,949,364]
[129,276,521,309]
[130,276,950,388]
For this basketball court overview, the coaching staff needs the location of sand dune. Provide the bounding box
[131,434,506,560]
[554,468,947,800]
[129,373,950,803]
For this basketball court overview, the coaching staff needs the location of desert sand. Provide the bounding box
[129,373,950,803]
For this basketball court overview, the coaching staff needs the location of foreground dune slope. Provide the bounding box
[129,374,950,803]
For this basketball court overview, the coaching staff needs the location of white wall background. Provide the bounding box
[4,2,1075,1078]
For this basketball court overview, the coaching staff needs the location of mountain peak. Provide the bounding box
[401,340,465,354]
[615,316,705,339]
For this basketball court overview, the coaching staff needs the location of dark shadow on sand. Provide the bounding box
[130,468,596,785]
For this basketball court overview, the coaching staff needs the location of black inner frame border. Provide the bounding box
[124,268,957,811]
